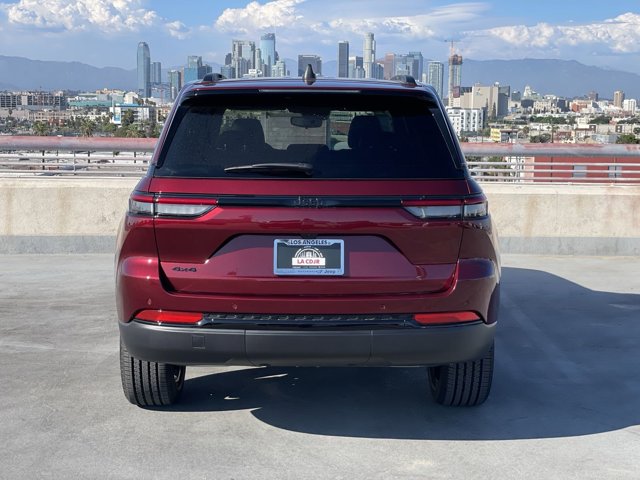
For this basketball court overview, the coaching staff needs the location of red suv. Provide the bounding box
[116,72,500,408]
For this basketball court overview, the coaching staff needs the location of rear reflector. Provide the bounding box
[413,311,480,325]
[136,310,204,324]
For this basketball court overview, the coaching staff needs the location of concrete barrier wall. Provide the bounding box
[482,184,640,255]
[1,178,638,255]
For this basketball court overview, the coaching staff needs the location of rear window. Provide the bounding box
[154,91,465,179]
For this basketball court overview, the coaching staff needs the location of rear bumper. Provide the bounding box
[119,320,496,367]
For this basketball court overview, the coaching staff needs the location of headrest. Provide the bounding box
[229,118,266,145]
[348,115,384,149]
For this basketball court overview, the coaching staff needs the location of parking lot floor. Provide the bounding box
[1,254,639,479]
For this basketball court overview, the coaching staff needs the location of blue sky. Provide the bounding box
[1,0,640,73]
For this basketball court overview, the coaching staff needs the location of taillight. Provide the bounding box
[463,201,488,218]
[128,193,217,218]
[413,311,480,325]
[402,197,488,220]
[403,203,462,220]
[136,310,204,325]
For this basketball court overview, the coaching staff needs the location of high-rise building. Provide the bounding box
[272,60,287,77]
[392,53,422,79]
[168,69,182,101]
[383,54,395,80]
[220,65,235,79]
[183,56,208,83]
[349,56,364,79]
[614,90,625,108]
[298,55,322,76]
[363,33,375,78]
[427,61,444,99]
[448,53,463,107]
[338,41,349,78]
[187,56,202,68]
[458,84,510,118]
[137,42,151,98]
[232,40,256,78]
[151,61,162,84]
[407,52,423,80]
[372,62,384,80]
[623,98,637,114]
[260,33,276,77]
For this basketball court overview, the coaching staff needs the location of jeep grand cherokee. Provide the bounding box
[116,72,500,408]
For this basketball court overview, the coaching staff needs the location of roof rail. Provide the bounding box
[201,73,226,83]
[390,75,417,87]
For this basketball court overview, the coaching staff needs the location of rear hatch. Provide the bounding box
[148,179,473,296]
[147,86,474,299]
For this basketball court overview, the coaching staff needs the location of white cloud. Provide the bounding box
[215,0,304,35]
[166,20,190,40]
[328,15,436,38]
[324,2,488,38]
[479,13,640,54]
[212,0,489,51]
[3,0,158,32]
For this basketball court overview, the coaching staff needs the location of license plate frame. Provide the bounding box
[273,239,344,276]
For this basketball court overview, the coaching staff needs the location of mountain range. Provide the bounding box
[1,54,639,100]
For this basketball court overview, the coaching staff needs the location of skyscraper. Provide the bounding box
[168,69,182,101]
[427,61,444,99]
[349,56,364,79]
[614,90,625,108]
[187,55,202,68]
[383,53,395,80]
[183,55,206,83]
[260,33,276,77]
[338,41,349,78]
[407,52,423,80]
[232,40,256,78]
[363,33,376,79]
[220,65,235,79]
[384,52,422,80]
[137,42,151,98]
[448,53,463,107]
[272,60,287,77]
[151,61,162,84]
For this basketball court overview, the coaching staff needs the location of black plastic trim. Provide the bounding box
[119,320,496,367]
[152,193,485,208]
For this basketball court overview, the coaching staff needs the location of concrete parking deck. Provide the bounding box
[1,254,639,479]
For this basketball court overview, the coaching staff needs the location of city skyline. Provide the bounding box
[0,1,640,74]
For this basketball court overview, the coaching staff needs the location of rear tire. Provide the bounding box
[120,340,185,407]
[428,343,494,406]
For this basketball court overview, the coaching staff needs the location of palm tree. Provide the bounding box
[80,119,96,137]
[33,121,50,136]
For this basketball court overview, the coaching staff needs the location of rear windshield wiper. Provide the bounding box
[224,163,314,177]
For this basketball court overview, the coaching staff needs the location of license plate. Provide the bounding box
[274,239,344,276]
